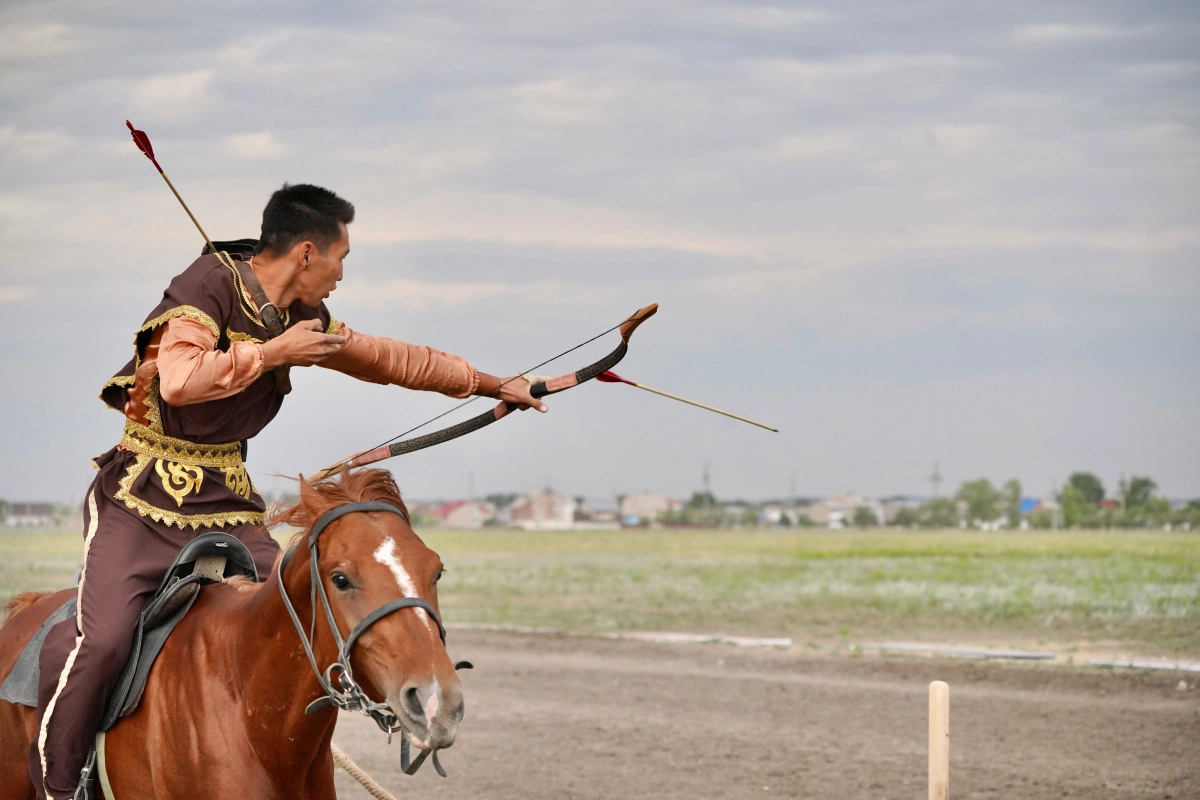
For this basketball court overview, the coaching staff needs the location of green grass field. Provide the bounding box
[4,528,1197,657]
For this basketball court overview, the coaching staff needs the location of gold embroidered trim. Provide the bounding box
[135,305,220,342]
[115,453,266,530]
[121,419,244,469]
[227,329,264,344]
[325,318,340,335]
[101,374,136,391]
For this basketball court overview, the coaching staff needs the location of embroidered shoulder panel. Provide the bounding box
[325,317,341,335]
[135,305,220,342]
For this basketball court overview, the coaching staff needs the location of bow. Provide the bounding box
[317,303,658,477]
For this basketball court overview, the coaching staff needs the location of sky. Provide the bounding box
[1,1,1197,505]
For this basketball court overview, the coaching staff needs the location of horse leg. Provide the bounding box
[0,590,75,800]
[0,701,37,800]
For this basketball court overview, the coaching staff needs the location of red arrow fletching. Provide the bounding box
[597,370,636,386]
[126,120,162,172]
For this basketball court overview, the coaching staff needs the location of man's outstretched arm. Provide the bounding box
[317,322,545,410]
[156,316,544,410]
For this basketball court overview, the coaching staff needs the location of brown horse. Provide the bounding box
[0,469,463,799]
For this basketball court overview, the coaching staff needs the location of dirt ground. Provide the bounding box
[330,630,1200,800]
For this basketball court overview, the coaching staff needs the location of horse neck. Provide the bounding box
[238,543,341,769]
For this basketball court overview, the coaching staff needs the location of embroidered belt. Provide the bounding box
[120,420,244,469]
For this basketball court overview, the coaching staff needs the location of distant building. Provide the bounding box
[806,502,831,526]
[619,493,679,525]
[574,500,620,530]
[437,501,496,529]
[511,489,575,530]
[4,502,55,527]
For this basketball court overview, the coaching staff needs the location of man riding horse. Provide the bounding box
[32,183,546,800]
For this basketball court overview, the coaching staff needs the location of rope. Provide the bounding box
[332,743,399,800]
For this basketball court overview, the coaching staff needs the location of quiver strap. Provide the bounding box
[230,259,292,395]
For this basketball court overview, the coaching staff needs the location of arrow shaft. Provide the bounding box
[630,383,777,432]
[157,169,215,253]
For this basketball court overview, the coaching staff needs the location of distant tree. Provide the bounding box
[893,507,919,527]
[1067,473,1105,505]
[1060,482,1094,528]
[687,491,719,510]
[851,506,879,528]
[1123,476,1157,508]
[739,506,759,527]
[485,493,519,509]
[955,479,999,524]
[917,498,958,528]
[1001,479,1022,528]
[794,514,814,528]
[0,499,6,524]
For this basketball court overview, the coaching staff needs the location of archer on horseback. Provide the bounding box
[27,182,545,800]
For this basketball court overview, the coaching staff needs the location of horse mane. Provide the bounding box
[270,468,408,545]
[2,591,52,627]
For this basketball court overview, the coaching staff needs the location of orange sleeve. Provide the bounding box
[319,322,479,398]
[157,317,264,406]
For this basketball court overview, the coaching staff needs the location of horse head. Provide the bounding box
[277,469,463,753]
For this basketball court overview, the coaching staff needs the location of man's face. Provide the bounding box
[296,222,349,307]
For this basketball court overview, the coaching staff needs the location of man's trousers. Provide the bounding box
[30,482,279,800]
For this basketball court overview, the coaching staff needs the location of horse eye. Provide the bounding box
[435,569,445,584]
[331,573,353,591]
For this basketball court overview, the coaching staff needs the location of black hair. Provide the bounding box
[258,183,355,255]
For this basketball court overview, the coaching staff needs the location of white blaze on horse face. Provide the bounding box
[372,534,434,634]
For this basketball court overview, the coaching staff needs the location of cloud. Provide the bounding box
[0,23,74,59]
[222,131,289,159]
[0,286,36,305]
[511,78,622,125]
[0,126,76,160]
[133,70,216,119]
[1012,23,1153,43]
[334,279,510,311]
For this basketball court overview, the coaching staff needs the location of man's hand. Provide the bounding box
[477,373,548,412]
[260,319,346,369]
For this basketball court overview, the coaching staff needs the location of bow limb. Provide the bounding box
[319,303,658,475]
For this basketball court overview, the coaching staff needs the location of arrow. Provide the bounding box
[126,120,216,253]
[596,371,777,432]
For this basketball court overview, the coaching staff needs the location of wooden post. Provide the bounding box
[929,681,949,800]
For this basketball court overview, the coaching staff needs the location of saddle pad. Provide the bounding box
[0,596,76,707]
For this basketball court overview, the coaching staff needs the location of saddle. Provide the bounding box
[0,533,258,728]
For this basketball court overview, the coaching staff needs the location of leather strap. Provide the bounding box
[230,257,292,395]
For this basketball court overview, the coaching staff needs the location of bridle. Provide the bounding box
[277,500,468,777]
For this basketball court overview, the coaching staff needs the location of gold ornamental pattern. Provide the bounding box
[155,459,204,506]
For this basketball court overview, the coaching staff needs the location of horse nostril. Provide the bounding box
[404,687,424,721]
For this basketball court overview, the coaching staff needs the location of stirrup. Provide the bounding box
[73,748,97,800]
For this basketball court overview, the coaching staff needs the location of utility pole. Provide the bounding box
[703,462,711,496]
[928,462,943,499]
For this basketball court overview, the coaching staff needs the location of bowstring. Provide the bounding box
[325,319,626,474]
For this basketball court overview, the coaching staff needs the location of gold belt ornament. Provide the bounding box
[120,420,243,469]
[155,459,204,506]
[221,464,253,499]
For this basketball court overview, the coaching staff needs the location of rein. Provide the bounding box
[277,500,467,777]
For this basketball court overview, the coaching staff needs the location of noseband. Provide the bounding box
[278,500,468,777]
